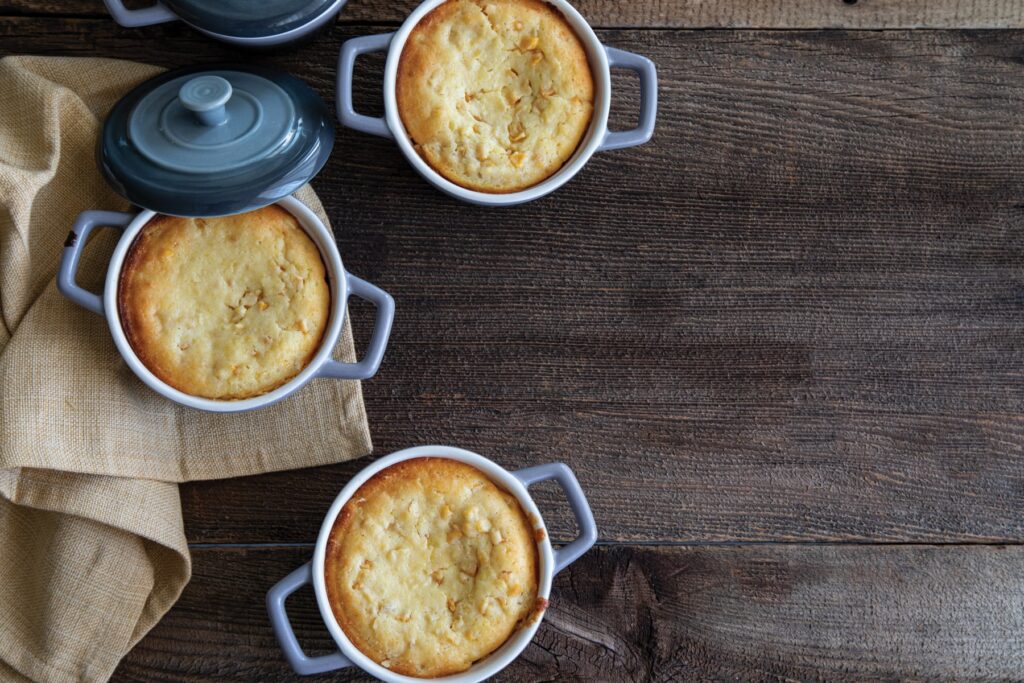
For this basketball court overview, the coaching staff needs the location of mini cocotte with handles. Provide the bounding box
[336,0,658,206]
[267,446,599,682]
[57,65,395,413]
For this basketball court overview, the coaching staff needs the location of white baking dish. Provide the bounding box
[335,0,658,206]
[57,195,394,413]
[267,445,598,681]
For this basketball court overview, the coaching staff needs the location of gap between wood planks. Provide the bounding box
[187,540,1024,549]
[2,18,1024,32]
[4,0,1024,29]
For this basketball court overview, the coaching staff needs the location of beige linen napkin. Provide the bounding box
[0,56,373,682]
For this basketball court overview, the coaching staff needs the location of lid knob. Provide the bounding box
[178,75,232,127]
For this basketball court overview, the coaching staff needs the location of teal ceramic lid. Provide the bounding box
[100,64,333,217]
[164,0,340,39]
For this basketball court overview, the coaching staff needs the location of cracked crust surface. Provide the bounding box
[118,206,330,400]
[396,0,594,193]
[325,458,539,677]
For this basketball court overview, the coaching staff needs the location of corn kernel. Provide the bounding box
[508,122,526,141]
[520,35,538,50]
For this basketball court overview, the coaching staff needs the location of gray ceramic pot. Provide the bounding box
[57,65,395,412]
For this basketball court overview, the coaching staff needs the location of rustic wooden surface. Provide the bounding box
[114,545,1024,682]
[4,2,1024,681]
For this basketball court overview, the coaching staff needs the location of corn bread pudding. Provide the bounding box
[118,206,330,400]
[325,458,540,677]
[396,0,594,193]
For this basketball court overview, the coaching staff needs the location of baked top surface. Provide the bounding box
[396,0,595,193]
[325,458,540,677]
[117,205,330,400]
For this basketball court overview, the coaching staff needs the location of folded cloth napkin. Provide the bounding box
[0,56,373,682]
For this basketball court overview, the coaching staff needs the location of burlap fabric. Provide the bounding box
[0,56,373,682]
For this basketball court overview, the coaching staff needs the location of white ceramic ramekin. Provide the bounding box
[56,195,394,413]
[267,445,598,681]
[335,0,658,206]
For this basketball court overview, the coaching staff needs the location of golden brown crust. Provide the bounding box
[118,206,330,400]
[325,458,539,677]
[396,0,594,193]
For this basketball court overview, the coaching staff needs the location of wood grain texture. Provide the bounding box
[7,8,1024,682]
[112,544,1024,681]
[4,21,1024,544]
[5,0,1024,28]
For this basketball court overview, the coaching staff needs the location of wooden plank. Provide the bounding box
[112,544,1024,681]
[5,22,1024,544]
[5,0,1024,29]
[9,20,1024,544]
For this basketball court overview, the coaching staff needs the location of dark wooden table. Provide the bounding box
[5,1,1024,680]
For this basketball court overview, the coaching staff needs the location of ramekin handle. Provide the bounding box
[599,47,658,152]
[102,0,178,27]
[317,274,395,380]
[57,210,134,316]
[513,463,598,574]
[267,562,353,676]
[336,32,395,139]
